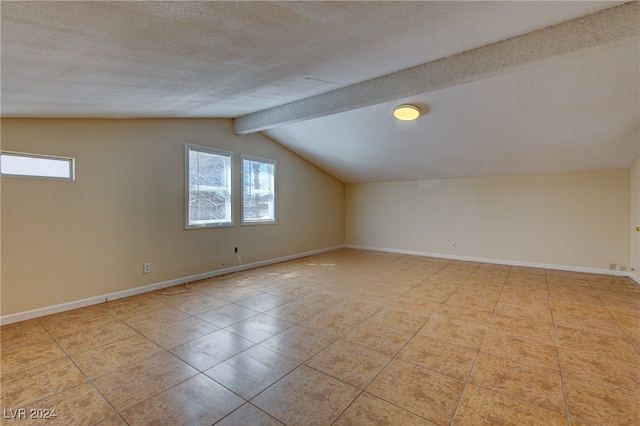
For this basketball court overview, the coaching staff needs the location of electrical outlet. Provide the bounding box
[620,266,627,271]
[451,242,456,249]
[234,247,238,253]
[323,235,328,241]
[143,263,151,274]
[609,263,616,271]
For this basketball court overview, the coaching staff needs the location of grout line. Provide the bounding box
[214,402,283,425]
[549,284,573,425]
[313,255,457,424]
[447,265,509,426]
[37,321,125,424]
[545,270,571,426]
[4,251,637,425]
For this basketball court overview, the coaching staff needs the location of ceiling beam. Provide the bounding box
[234,1,639,134]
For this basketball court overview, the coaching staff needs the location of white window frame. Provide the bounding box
[242,154,276,225]
[0,151,75,181]
[185,144,234,229]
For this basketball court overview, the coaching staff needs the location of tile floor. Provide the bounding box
[1,248,639,425]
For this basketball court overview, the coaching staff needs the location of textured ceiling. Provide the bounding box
[1,1,638,183]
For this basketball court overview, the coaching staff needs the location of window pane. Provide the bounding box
[0,152,74,180]
[242,156,275,223]
[186,145,232,228]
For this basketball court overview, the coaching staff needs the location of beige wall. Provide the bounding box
[346,170,630,271]
[1,118,345,316]
[631,157,640,279]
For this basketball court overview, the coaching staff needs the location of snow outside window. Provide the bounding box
[185,144,233,228]
[242,155,276,224]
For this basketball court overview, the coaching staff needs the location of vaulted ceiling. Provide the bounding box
[2,1,638,183]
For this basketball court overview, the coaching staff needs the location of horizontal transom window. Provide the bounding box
[0,151,75,180]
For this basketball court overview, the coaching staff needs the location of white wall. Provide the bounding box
[346,170,630,271]
[1,117,635,320]
[631,157,640,281]
[1,118,345,317]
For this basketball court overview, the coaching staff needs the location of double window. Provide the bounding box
[185,145,276,229]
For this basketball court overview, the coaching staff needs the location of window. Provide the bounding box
[242,155,276,224]
[0,151,75,180]
[185,144,233,228]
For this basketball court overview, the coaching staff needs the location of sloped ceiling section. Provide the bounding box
[1,1,638,183]
[259,3,640,182]
[236,3,639,133]
[265,37,639,182]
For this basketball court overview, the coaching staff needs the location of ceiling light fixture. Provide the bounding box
[393,104,421,121]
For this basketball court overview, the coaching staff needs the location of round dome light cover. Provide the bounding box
[393,104,421,121]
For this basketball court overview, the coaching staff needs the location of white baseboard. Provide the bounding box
[2,244,634,325]
[0,245,344,325]
[345,244,635,279]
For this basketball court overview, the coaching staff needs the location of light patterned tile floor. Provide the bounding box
[1,248,639,425]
